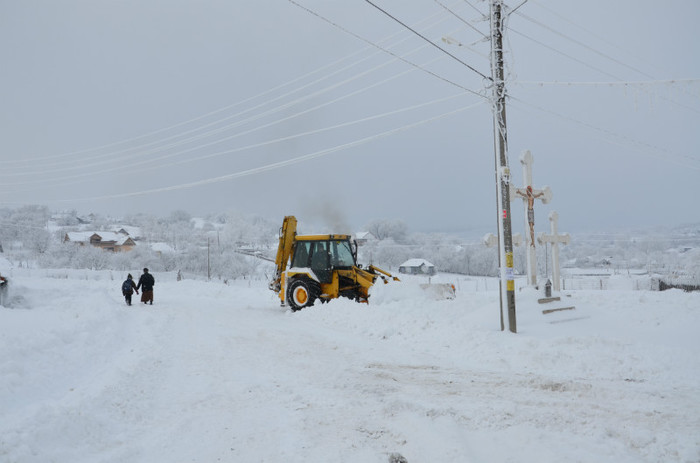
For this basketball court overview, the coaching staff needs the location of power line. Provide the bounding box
[513,10,655,80]
[4,1,485,186]
[3,87,476,192]
[507,25,700,117]
[3,45,405,176]
[509,96,700,171]
[288,0,487,97]
[50,102,486,204]
[433,0,489,40]
[2,51,371,168]
[511,79,700,87]
[508,5,700,114]
[3,4,450,170]
[508,27,623,81]
[1,44,466,188]
[362,0,491,81]
[3,21,466,180]
[528,0,659,75]
[461,0,488,18]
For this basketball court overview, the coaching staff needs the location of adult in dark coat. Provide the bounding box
[136,268,155,305]
[121,274,138,306]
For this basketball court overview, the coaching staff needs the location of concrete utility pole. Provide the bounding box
[490,0,516,333]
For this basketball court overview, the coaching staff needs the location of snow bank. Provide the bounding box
[1,271,698,462]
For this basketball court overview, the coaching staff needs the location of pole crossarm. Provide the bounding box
[484,233,523,247]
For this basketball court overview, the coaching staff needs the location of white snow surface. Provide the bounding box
[1,270,698,462]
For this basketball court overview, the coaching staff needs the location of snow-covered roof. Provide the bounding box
[115,236,135,246]
[65,232,94,243]
[113,225,141,238]
[65,231,135,246]
[355,231,375,240]
[399,258,434,268]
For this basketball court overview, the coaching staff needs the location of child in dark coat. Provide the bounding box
[121,274,138,306]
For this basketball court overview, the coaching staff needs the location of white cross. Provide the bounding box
[510,150,552,286]
[537,211,570,292]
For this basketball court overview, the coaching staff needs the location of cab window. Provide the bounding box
[331,240,355,267]
[291,241,311,267]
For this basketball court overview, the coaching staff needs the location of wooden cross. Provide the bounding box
[510,150,552,286]
[537,211,570,292]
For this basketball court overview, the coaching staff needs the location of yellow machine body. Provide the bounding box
[269,216,398,311]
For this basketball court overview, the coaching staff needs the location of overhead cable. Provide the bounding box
[4,4,449,169]
[514,10,654,80]
[509,27,622,81]
[511,79,700,87]
[288,0,487,97]
[2,51,371,167]
[4,86,473,191]
[2,48,458,186]
[510,3,700,114]
[51,102,486,203]
[529,0,657,73]
[461,0,487,18]
[433,0,489,40]
[509,96,700,171]
[362,0,491,81]
[4,15,462,179]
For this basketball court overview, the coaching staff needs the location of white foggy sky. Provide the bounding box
[1,0,698,235]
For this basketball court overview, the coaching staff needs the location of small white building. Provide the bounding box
[354,231,376,246]
[398,258,436,276]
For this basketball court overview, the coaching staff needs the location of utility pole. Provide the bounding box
[490,0,516,333]
[207,237,211,280]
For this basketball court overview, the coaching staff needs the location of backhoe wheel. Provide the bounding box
[287,279,319,311]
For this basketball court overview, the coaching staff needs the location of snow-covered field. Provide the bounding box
[1,269,698,462]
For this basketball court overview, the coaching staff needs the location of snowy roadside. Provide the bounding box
[1,272,698,462]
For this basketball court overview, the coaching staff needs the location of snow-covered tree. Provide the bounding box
[365,219,409,243]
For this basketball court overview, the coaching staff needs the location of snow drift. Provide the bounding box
[1,270,698,462]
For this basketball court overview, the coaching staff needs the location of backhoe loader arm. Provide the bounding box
[269,216,297,292]
[368,264,400,282]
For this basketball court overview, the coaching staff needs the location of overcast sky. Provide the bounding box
[1,0,698,235]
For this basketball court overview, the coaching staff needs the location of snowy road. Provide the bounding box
[1,271,699,462]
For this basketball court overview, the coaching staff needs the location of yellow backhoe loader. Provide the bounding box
[268,216,399,311]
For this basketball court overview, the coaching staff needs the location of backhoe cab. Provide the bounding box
[269,216,398,311]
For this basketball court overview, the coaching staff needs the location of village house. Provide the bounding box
[398,258,437,276]
[354,231,376,246]
[64,232,136,252]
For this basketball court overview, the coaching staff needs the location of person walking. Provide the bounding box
[136,268,155,305]
[0,273,8,306]
[121,274,138,306]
